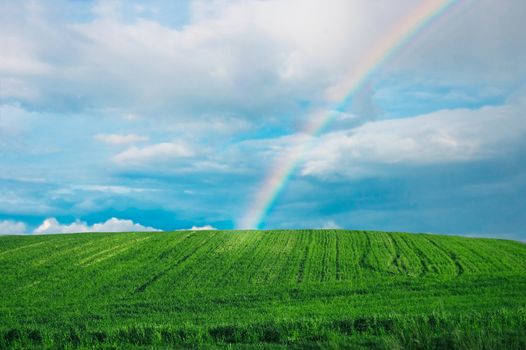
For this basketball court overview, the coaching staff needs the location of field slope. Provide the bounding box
[1,230,525,349]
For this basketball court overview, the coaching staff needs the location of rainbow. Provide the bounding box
[237,0,463,229]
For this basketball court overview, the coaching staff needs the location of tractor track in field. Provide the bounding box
[423,236,464,276]
[134,232,217,293]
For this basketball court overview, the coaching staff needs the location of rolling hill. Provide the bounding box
[1,230,525,348]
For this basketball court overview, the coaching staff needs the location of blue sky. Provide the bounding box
[1,0,525,240]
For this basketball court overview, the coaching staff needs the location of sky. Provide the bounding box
[1,0,525,240]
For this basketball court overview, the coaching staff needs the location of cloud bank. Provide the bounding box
[33,217,161,234]
[302,95,526,178]
[0,220,27,235]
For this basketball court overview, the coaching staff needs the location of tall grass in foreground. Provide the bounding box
[2,309,525,349]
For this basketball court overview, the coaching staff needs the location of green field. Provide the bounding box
[1,230,525,349]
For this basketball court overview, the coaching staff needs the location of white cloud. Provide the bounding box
[387,0,526,84]
[33,217,161,234]
[114,141,194,165]
[94,133,148,145]
[322,220,341,229]
[72,185,154,194]
[0,190,54,215]
[0,78,39,100]
[34,218,88,234]
[302,96,526,178]
[0,220,27,235]
[189,225,217,231]
[1,0,524,147]
[0,0,433,117]
[176,225,217,231]
[0,30,51,76]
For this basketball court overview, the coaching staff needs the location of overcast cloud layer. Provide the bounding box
[1,0,525,240]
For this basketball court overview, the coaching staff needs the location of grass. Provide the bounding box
[0,229,525,349]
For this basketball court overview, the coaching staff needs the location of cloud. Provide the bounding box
[302,96,526,178]
[30,217,217,234]
[33,217,161,234]
[114,141,194,165]
[71,185,155,194]
[174,224,217,231]
[189,225,217,231]
[2,0,524,127]
[387,0,526,84]
[322,220,341,229]
[1,0,439,118]
[0,78,39,100]
[0,220,27,235]
[349,82,381,120]
[94,133,148,145]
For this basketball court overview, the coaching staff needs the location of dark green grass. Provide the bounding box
[1,230,525,349]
